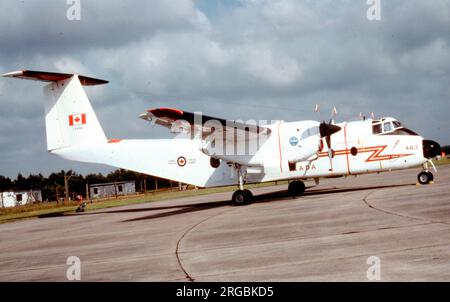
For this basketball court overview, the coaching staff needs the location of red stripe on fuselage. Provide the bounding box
[318,145,412,162]
[108,139,122,143]
[343,122,350,174]
[277,121,283,173]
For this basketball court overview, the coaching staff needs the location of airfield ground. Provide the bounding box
[1,165,449,281]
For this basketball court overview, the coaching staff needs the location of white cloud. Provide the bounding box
[242,46,301,86]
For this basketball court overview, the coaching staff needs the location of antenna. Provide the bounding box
[330,106,337,124]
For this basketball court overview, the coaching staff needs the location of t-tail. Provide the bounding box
[2,70,108,152]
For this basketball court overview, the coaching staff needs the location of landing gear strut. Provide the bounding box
[231,165,253,206]
[288,180,305,198]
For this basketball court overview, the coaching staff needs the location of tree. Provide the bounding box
[0,175,13,191]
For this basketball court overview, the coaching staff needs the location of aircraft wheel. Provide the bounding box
[243,189,253,200]
[418,171,432,185]
[232,190,251,206]
[288,180,306,198]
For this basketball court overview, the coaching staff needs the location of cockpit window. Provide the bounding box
[372,119,418,136]
[372,124,382,134]
[393,121,402,128]
[383,128,418,136]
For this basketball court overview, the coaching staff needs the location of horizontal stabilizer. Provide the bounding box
[1,70,108,86]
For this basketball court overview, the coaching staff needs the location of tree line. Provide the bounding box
[0,169,173,201]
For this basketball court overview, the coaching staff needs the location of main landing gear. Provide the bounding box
[232,189,253,206]
[288,180,305,198]
[231,165,253,206]
[230,165,307,205]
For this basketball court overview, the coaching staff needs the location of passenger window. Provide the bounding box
[372,124,382,134]
[383,122,392,132]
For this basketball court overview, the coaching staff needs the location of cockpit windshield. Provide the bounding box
[372,118,418,136]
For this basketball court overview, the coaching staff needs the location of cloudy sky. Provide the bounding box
[0,0,449,178]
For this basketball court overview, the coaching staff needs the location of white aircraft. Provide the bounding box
[2,70,442,205]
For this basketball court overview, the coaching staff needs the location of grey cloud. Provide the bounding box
[0,0,205,59]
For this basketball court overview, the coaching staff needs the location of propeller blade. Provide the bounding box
[325,134,331,149]
[319,122,341,138]
[319,121,340,172]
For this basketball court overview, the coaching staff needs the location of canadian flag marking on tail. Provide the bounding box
[69,113,86,126]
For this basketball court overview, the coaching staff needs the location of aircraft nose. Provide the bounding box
[423,139,441,159]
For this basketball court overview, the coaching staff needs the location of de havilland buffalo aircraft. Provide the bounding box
[2,70,442,205]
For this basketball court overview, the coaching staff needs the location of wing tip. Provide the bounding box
[1,70,25,77]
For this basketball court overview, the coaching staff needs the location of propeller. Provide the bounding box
[317,106,341,171]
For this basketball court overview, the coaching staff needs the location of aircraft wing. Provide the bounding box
[139,107,271,140]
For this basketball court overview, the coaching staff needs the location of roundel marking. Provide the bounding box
[177,156,187,167]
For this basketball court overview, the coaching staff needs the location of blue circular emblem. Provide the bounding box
[289,136,298,146]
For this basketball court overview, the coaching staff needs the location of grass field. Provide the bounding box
[434,156,450,166]
[0,181,288,224]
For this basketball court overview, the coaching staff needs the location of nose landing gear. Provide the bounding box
[418,171,434,185]
[418,161,435,185]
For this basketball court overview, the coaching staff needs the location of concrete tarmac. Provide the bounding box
[1,165,449,281]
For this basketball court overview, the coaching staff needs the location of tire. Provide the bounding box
[427,172,434,182]
[418,172,431,185]
[232,190,249,206]
[243,189,253,199]
[288,181,306,197]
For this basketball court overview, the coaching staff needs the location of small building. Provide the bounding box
[1,190,43,208]
[89,181,136,199]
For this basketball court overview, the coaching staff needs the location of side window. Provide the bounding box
[372,124,382,134]
[383,122,392,132]
[16,194,23,202]
[118,185,123,193]
[300,126,319,140]
[93,188,98,195]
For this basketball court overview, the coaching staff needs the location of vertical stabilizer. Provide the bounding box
[2,70,108,151]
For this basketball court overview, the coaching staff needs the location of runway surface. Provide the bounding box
[1,165,449,281]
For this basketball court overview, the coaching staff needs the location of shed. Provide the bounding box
[1,190,43,208]
[89,181,136,199]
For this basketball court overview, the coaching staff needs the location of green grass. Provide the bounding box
[433,157,450,166]
[0,181,287,224]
